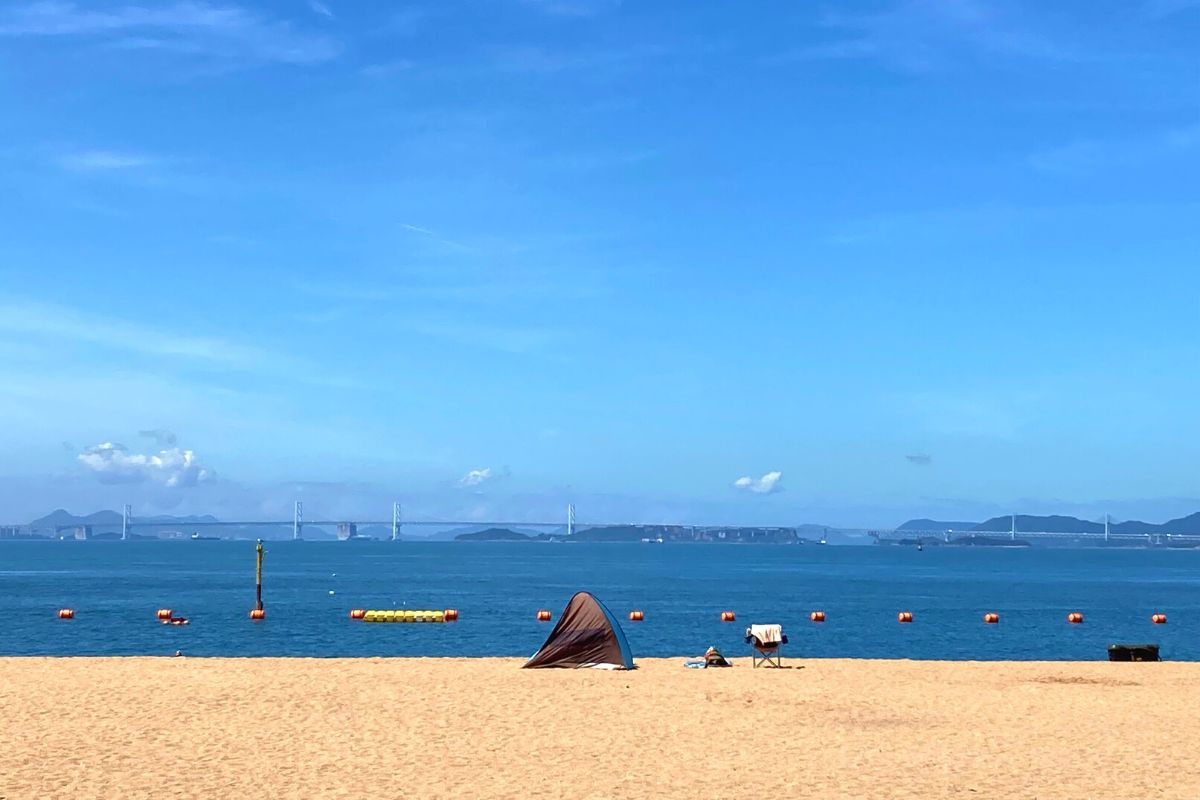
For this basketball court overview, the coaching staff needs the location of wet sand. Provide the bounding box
[1,657,1196,799]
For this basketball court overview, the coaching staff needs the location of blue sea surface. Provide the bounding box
[2,541,1197,660]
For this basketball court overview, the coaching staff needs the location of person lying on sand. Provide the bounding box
[704,647,731,667]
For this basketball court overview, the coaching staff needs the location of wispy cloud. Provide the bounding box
[733,471,784,495]
[400,222,472,252]
[771,0,1082,72]
[139,429,179,447]
[537,148,657,172]
[0,1,340,65]
[291,275,584,354]
[78,441,216,487]
[491,43,672,75]
[57,149,156,171]
[406,316,558,355]
[307,1,333,19]
[0,299,266,366]
[360,58,413,78]
[521,0,621,16]
[1029,123,1200,174]
[1145,0,1200,18]
[293,244,611,306]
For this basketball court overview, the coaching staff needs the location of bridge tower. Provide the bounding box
[391,502,402,542]
[122,504,131,541]
[1010,513,1016,540]
[567,503,575,537]
[293,501,303,541]
[1105,513,1110,542]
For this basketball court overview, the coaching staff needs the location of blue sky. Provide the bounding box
[0,0,1197,527]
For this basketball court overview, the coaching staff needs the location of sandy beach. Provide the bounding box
[1,656,1197,799]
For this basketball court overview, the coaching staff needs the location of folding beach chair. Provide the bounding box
[745,624,788,668]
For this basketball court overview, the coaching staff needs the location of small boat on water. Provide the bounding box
[190,532,218,541]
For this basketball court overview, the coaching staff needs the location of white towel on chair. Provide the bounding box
[749,624,782,645]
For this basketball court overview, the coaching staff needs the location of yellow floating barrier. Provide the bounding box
[361,609,449,623]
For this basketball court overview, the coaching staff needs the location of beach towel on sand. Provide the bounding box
[748,624,783,645]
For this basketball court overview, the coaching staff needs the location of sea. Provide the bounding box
[2,540,1198,660]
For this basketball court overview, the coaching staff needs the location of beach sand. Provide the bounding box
[2,656,1197,799]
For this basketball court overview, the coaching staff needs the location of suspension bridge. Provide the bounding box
[4,506,1199,546]
[870,514,1200,546]
[19,502,583,541]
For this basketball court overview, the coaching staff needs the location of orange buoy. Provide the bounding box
[156,608,172,621]
[1067,612,1084,624]
[349,609,366,620]
[897,611,913,623]
[248,609,265,620]
[443,609,459,622]
[536,609,552,622]
[720,611,736,622]
[629,610,644,622]
[983,612,999,624]
[810,610,826,622]
[57,608,75,619]
[1152,613,1167,624]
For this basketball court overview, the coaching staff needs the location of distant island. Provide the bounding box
[897,512,1200,536]
[455,528,531,541]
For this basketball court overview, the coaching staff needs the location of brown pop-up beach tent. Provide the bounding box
[523,591,635,669]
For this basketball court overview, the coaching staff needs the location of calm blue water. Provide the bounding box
[2,541,1197,660]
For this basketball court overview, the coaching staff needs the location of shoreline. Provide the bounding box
[3,657,1198,798]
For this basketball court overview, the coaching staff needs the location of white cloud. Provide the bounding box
[58,150,154,171]
[0,1,339,65]
[733,471,783,495]
[78,442,216,487]
[459,467,495,488]
[308,1,333,19]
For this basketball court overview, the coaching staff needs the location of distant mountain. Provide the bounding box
[966,513,1200,536]
[1138,512,1200,535]
[896,519,980,532]
[32,509,124,527]
[455,528,531,541]
[30,509,221,527]
[973,514,1102,534]
[25,509,324,540]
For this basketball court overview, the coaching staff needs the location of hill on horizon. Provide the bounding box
[31,509,221,527]
[900,512,1200,536]
[455,528,531,541]
[895,519,980,531]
